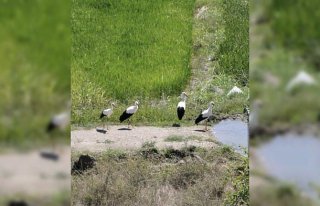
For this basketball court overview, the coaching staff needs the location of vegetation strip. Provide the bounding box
[72,144,248,205]
[72,0,249,127]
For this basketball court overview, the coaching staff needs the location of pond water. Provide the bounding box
[256,134,320,199]
[212,120,248,154]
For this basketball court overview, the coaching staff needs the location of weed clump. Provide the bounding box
[72,154,96,174]
[164,146,196,160]
[139,141,162,160]
[164,148,188,159]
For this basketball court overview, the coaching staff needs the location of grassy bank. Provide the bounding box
[250,0,320,127]
[0,191,70,206]
[72,144,248,205]
[72,0,249,127]
[251,183,316,206]
[0,0,70,147]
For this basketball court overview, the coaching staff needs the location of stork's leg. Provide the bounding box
[128,119,130,129]
[50,137,54,151]
[51,136,56,153]
[205,120,208,131]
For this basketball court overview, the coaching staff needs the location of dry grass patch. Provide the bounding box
[72,145,248,205]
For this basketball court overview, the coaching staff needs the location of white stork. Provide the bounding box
[195,101,214,131]
[47,111,70,132]
[227,86,243,97]
[100,103,116,130]
[119,101,139,128]
[177,92,188,120]
[286,70,316,92]
[46,110,70,154]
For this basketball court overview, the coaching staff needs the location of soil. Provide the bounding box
[71,126,217,152]
[0,147,70,196]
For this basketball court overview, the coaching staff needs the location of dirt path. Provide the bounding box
[71,126,217,152]
[0,147,70,196]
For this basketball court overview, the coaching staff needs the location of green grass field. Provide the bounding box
[269,0,320,68]
[72,0,194,100]
[0,0,70,148]
[72,0,249,127]
[218,0,249,85]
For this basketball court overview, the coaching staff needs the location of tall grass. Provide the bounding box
[218,0,249,85]
[0,0,70,147]
[72,0,195,101]
[269,0,320,68]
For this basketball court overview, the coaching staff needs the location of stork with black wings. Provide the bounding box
[195,101,214,131]
[119,101,139,128]
[100,102,116,130]
[177,92,188,121]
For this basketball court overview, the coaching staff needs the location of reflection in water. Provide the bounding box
[256,134,320,199]
[213,120,248,154]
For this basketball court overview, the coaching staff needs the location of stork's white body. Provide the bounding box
[227,86,243,97]
[100,103,115,130]
[102,108,113,117]
[125,105,139,114]
[177,101,185,109]
[200,106,213,119]
[177,92,188,121]
[48,111,70,131]
[46,110,70,155]
[286,70,316,92]
[195,102,214,130]
[119,101,139,128]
